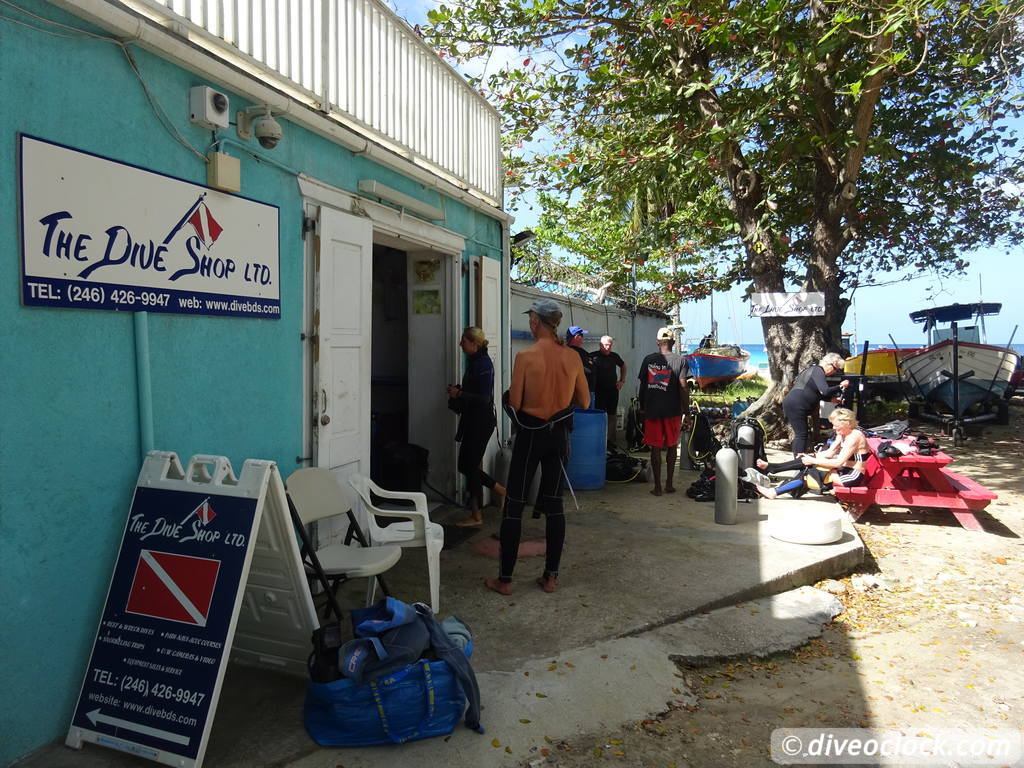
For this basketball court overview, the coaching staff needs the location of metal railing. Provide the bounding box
[135,0,502,202]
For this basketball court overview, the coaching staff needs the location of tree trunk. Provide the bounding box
[722,155,852,443]
[752,314,829,441]
[741,218,849,442]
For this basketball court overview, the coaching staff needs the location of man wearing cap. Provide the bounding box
[486,298,590,596]
[566,325,595,399]
[637,327,690,496]
[591,335,627,447]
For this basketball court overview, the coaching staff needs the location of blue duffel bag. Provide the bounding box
[304,647,472,746]
[304,599,480,746]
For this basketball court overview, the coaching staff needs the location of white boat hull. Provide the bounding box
[901,340,1019,415]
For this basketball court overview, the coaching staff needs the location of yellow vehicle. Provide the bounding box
[843,347,919,395]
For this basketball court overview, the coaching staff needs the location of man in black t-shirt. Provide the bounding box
[566,325,594,401]
[637,327,690,496]
[591,335,626,446]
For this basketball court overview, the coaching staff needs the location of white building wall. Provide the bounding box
[509,284,669,418]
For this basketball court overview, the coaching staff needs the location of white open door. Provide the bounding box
[481,255,504,500]
[406,251,460,499]
[314,207,372,518]
[481,256,503,407]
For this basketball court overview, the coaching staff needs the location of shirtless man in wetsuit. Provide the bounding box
[485,298,590,596]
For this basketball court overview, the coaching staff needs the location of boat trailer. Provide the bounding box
[900,323,1012,447]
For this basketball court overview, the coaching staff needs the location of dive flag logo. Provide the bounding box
[647,367,671,387]
[196,499,216,524]
[184,498,216,525]
[126,550,221,626]
[187,202,223,248]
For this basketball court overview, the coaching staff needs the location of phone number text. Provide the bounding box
[121,675,206,707]
[67,284,170,307]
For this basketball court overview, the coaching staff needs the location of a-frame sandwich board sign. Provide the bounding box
[66,451,319,767]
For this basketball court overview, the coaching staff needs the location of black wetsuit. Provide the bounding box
[452,348,498,508]
[763,433,869,496]
[571,345,595,397]
[782,365,843,454]
[499,408,574,582]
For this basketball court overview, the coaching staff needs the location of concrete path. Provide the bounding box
[288,587,845,768]
[21,464,862,768]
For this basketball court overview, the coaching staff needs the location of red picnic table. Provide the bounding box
[833,437,997,531]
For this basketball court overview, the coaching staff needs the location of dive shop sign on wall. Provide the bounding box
[19,135,280,319]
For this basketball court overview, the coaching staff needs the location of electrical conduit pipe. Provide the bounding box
[134,311,154,460]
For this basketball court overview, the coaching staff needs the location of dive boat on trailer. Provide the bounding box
[683,294,750,388]
[684,333,750,388]
[900,302,1019,417]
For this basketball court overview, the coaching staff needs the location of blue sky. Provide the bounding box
[388,0,1022,347]
[674,252,1021,348]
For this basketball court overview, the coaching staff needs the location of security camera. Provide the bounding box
[254,114,283,149]
[236,105,283,150]
[189,86,230,130]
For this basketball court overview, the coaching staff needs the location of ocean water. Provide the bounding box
[734,342,1024,370]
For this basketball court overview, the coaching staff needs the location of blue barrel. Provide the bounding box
[566,408,608,490]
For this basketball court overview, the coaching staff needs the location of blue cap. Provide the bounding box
[567,325,587,337]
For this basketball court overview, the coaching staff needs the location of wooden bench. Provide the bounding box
[832,438,997,531]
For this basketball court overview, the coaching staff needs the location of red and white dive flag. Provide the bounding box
[126,550,221,626]
[193,498,216,525]
[187,203,223,248]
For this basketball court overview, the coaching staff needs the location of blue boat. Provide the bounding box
[683,298,751,387]
[685,335,749,388]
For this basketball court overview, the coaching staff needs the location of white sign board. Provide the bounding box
[749,291,826,318]
[66,453,317,768]
[20,134,280,319]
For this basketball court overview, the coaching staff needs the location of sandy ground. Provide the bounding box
[531,401,1024,768]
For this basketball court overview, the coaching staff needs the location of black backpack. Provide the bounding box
[685,410,718,469]
[624,397,645,451]
[606,448,648,482]
[685,466,759,502]
[729,416,767,469]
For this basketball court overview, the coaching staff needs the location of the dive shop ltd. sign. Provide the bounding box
[19,135,280,319]
[749,291,826,318]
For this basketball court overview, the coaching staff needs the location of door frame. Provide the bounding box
[299,175,466,471]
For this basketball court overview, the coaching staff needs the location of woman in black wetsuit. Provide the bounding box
[782,352,850,454]
[447,327,505,527]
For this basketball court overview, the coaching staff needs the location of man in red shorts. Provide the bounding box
[637,327,691,496]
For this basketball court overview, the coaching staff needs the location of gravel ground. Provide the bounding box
[527,401,1024,768]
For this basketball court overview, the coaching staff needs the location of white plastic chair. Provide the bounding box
[347,473,444,614]
[286,468,402,616]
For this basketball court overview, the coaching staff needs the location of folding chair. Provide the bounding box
[347,473,444,614]
[286,468,402,619]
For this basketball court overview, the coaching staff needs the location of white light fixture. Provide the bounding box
[236,105,283,149]
[358,179,444,221]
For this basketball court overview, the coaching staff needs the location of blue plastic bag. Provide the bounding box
[304,643,473,746]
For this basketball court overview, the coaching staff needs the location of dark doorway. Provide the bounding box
[369,245,408,483]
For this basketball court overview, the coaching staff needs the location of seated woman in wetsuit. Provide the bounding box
[747,407,870,499]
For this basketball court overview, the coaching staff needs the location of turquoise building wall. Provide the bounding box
[0,2,503,763]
